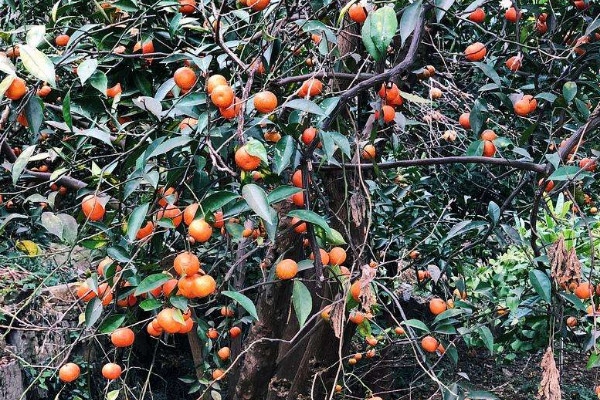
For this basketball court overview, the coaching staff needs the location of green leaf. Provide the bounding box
[400,1,421,46]
[85,297,103,327]
[488,201,499,224]
[563,81,577,103]
[465,140,484,156]
[478,326,494,354]
[12,145,36,185]
[169,295,189,311]
[473,62,501,86]
[325,228,346,245]
[548,166,590,181]
[398,91,431,104]
[19,44,56,86]
[24,96,43,135]
[222,290,259,320]
[435,0,455,22]
[245,139,268,164]
[292,280,312,328]
[99,314,126,333]
[529,270,552,303]
[139,298,163,311]
[268,186,301,203]
[202,191,239,213]
[284,99,325,115]
[147,136,193,159]
[128,203,150,242]
[242,184,274,225]
[402,319,430,332]
[362,6,398,60]
[329,131,351,158]
[134,274,170,296]
[287,209,331,234]
[469,99,487,134]
[26,25,46,48]
[89,71,107,94]
[78,59,98,84]
[76,128,113,147]
[273,135,295,175]
[107,390,120,400]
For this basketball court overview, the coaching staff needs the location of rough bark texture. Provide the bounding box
[0,357,23,400]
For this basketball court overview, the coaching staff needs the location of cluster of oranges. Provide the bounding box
[374,82,404,124]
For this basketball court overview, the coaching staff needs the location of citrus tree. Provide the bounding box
[1,0,600,399]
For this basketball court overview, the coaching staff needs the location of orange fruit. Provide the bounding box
[136,221,154,240]
[147,322,162,336]
[157,186,178,206]
[421,335,438,353]
[514,99,531,116]
[221,306,234,317]
[133,40,154,54]
[459,112,471,129]
[464,42,486,61]
[480,129,497,141]
[230,326,242,338]
[59,363,80,382]
[97,257,118,276]
[349,311,364,324]
[179,0,196,13]
[217,347,231,360]
[575,282,593,299]
[298,78,323,97]
[5,77,27,100]
[174,252,200,276]
[429,298,447,315]
[275,259,298,280]
[212,211,225,228]
[77,282,95,301]
[37,85,52,97]
[366,336,378,346]
[178,318,194,333]
[505,7,520,22]
[101,363,122,380]
[111,327,135,347]
[362,144,376,160]
[162,279,178,297]
[157,204,183,227]
[191,274,216,297]
[81,195,105,221]
[482,141,496,157]
[211,85,234,108]
[106,83,122,98]
[207,75,227,94]
[178,275,199,298]
[291,216,306,233]
[310,248,330,265]
[264,131,282,142]
[184,203,199,225]
[292,170,304,188]
[291,191,305,207]
[55,34,70,47]
[189,218,213,242]
[505,55,522,71]
[468,8,485,23]
[253,91,278,113]
[566,316,577,327]
[212,368,225,380]
[328,247,346,265]
[248,0,269,10]
[579,158,596,172]
[6,46,19,58]
[394,326,405,335]
[302,127,318,145]
[220,97,242,119]
[157,308,184,333]
[174,67,197,90]
[348,4,367,23]
[235,145,261,171]
[350,281,361,301]
[374,105,395,123]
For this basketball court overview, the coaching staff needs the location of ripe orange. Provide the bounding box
[575,282,593,299]
[157,308,184,333]
[275,259,298,280]
[505,7,520,22]
[302,127,318,145]
[505,55,522,71]
[217,347,231,360]
[291,191,305,207]
[178,318,194,333]
[178,275,198,298]
[468,8,485,23]
[348,357,357,365]
[211,85,234,108]
[212,368,225,380]
[59,363,80,382]
[97,257,118,276]
[147,322,162,336]
[213,211,225,228]
[133,40,154,54]
[207,75,228,94]
[566,316,577,327]
[189,218,213,242]
[421,335,438,353]
[192,274,216,297]
[220,97,242,119]
[430,87,443,100]
[207,327,219,339]
[514,99,531,116]
[230,326,242,338]
[329,247,347,266]
[480,129,497,141]
[101,363,122,380]
[459,112,471,129]
[81,195,105,221]
[579,158,596,172]
[16,113,27,127]
[111,327,135,347]
[136,221,154,240]
[235,146,261,171]
[350,281,361,301]
[464,42,486,61]
[298,78,323,97]
[375,105,395,123]
[310,248,330,265]
[174,67,197,90]
[429,298,447,315]
[55,34,70,47]
[362,144,376,160]
[388,92,404,106]
[179,0,196,13]
[37,85,52,97]
[349,311,365,324]
[366,336,378,346]
[157,204,183,227]
[394,326,405,335]
[348,4,367,23]
[291,216,307,233]
[183,203,199,225]
[292,170,304,187]
[482,141,496,157]
[106,83,122,98]
[162,279,178,297]
[5,77,27,100]
[221,306,234,317]
[254,91,278,113]
[174,252,200,275]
